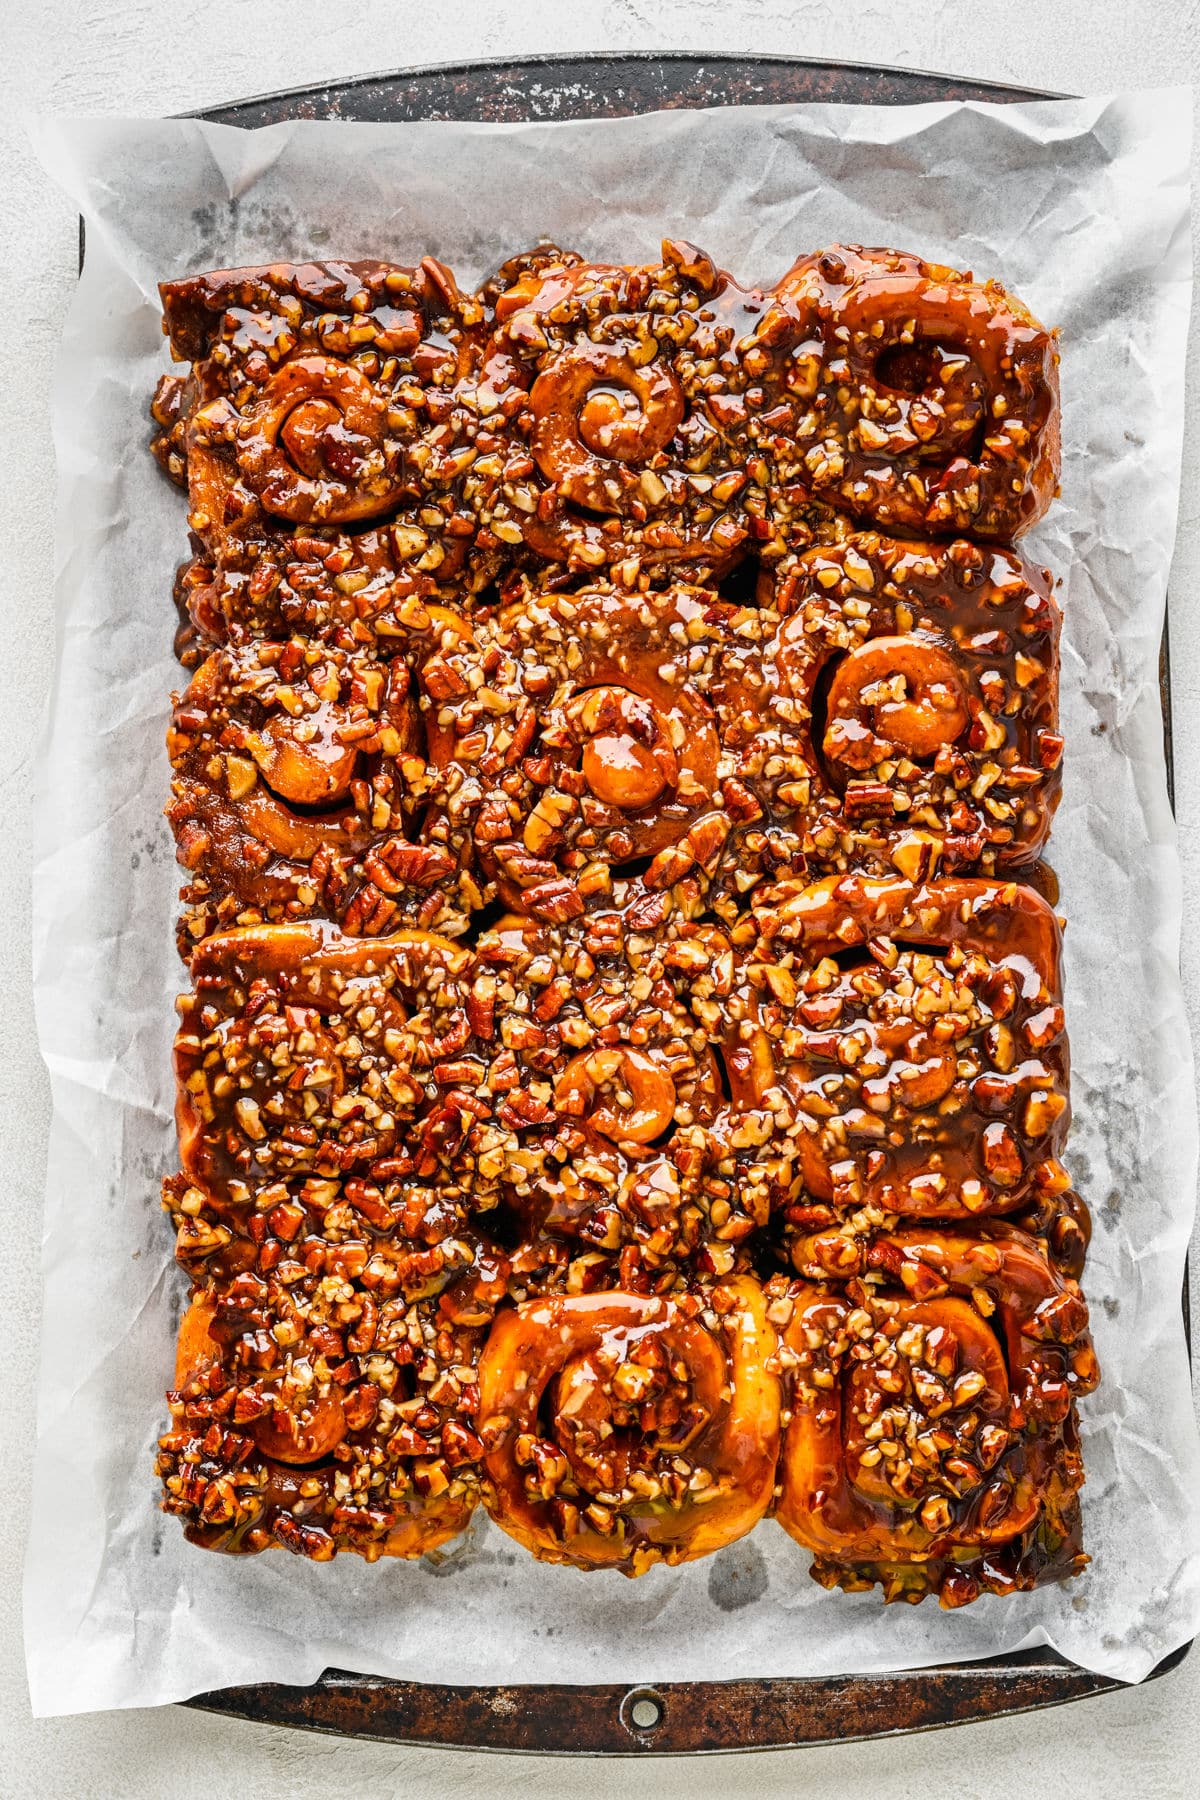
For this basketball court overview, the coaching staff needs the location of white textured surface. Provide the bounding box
[3,2,1200,1794]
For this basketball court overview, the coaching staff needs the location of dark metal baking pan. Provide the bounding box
[146,51,1187,1753]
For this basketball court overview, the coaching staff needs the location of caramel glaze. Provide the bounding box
[728,875,1072,1228]
[151,243,1094,1601]
[477,1280,780,1573]
[774,1225,1097,1606]
[161,1235,509,1558]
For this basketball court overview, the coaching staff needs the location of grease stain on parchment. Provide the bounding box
[707,1540,768,1612]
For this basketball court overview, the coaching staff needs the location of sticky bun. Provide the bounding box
[774,1225,1097,1604]
[151,241,1091,1607]
[477,1277,780,1572]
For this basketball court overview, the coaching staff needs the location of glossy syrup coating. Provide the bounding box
[773,1224,1098,1606]
[168,922,499,1252]
[159,1223,509,1559]
[767,245,1060,541]
[476,1277,781,1572]
[756,532,1063,876]
[168,628,481,949]
[169,527,451,658]
[730,874,1071,1230]
[151,245,1091,1599]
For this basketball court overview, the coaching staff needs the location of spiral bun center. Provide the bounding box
[824,637,969,769]
[577,385,653,461]
[570,685,677,810]
[555,1047,677,1145]
[279,397,346,478]
[251,706,359,806]
[548,1327,718,1499]
[255,1383,347,1465]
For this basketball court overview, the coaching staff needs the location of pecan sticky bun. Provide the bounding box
[420,582,793,916]
[758,533,1063,875]
[152,241,1092,1603]
[169,528,449,661]
[477,1277,780,1572]
[160,1227,508,1559]
[167,629,478,948]
[468,892,787,1286]
[165,922,496,1253]
[774,1225,1098,1605]
[737,874,1071,1231]
[479,241,780,580]
[767,245,1060,541]
[155,259,512,654]
[158,259,483,540]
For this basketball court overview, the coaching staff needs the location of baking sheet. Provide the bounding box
[23,90,1200,1715]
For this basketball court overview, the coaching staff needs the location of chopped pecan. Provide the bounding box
[363,837,456,892]
[522,878,584,922]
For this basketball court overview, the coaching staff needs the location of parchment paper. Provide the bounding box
[24,91,1200,1716]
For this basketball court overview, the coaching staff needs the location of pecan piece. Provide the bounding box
[522,878,584,923]
[364,837,456,892]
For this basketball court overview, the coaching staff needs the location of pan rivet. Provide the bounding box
[620,1688,665,1734]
